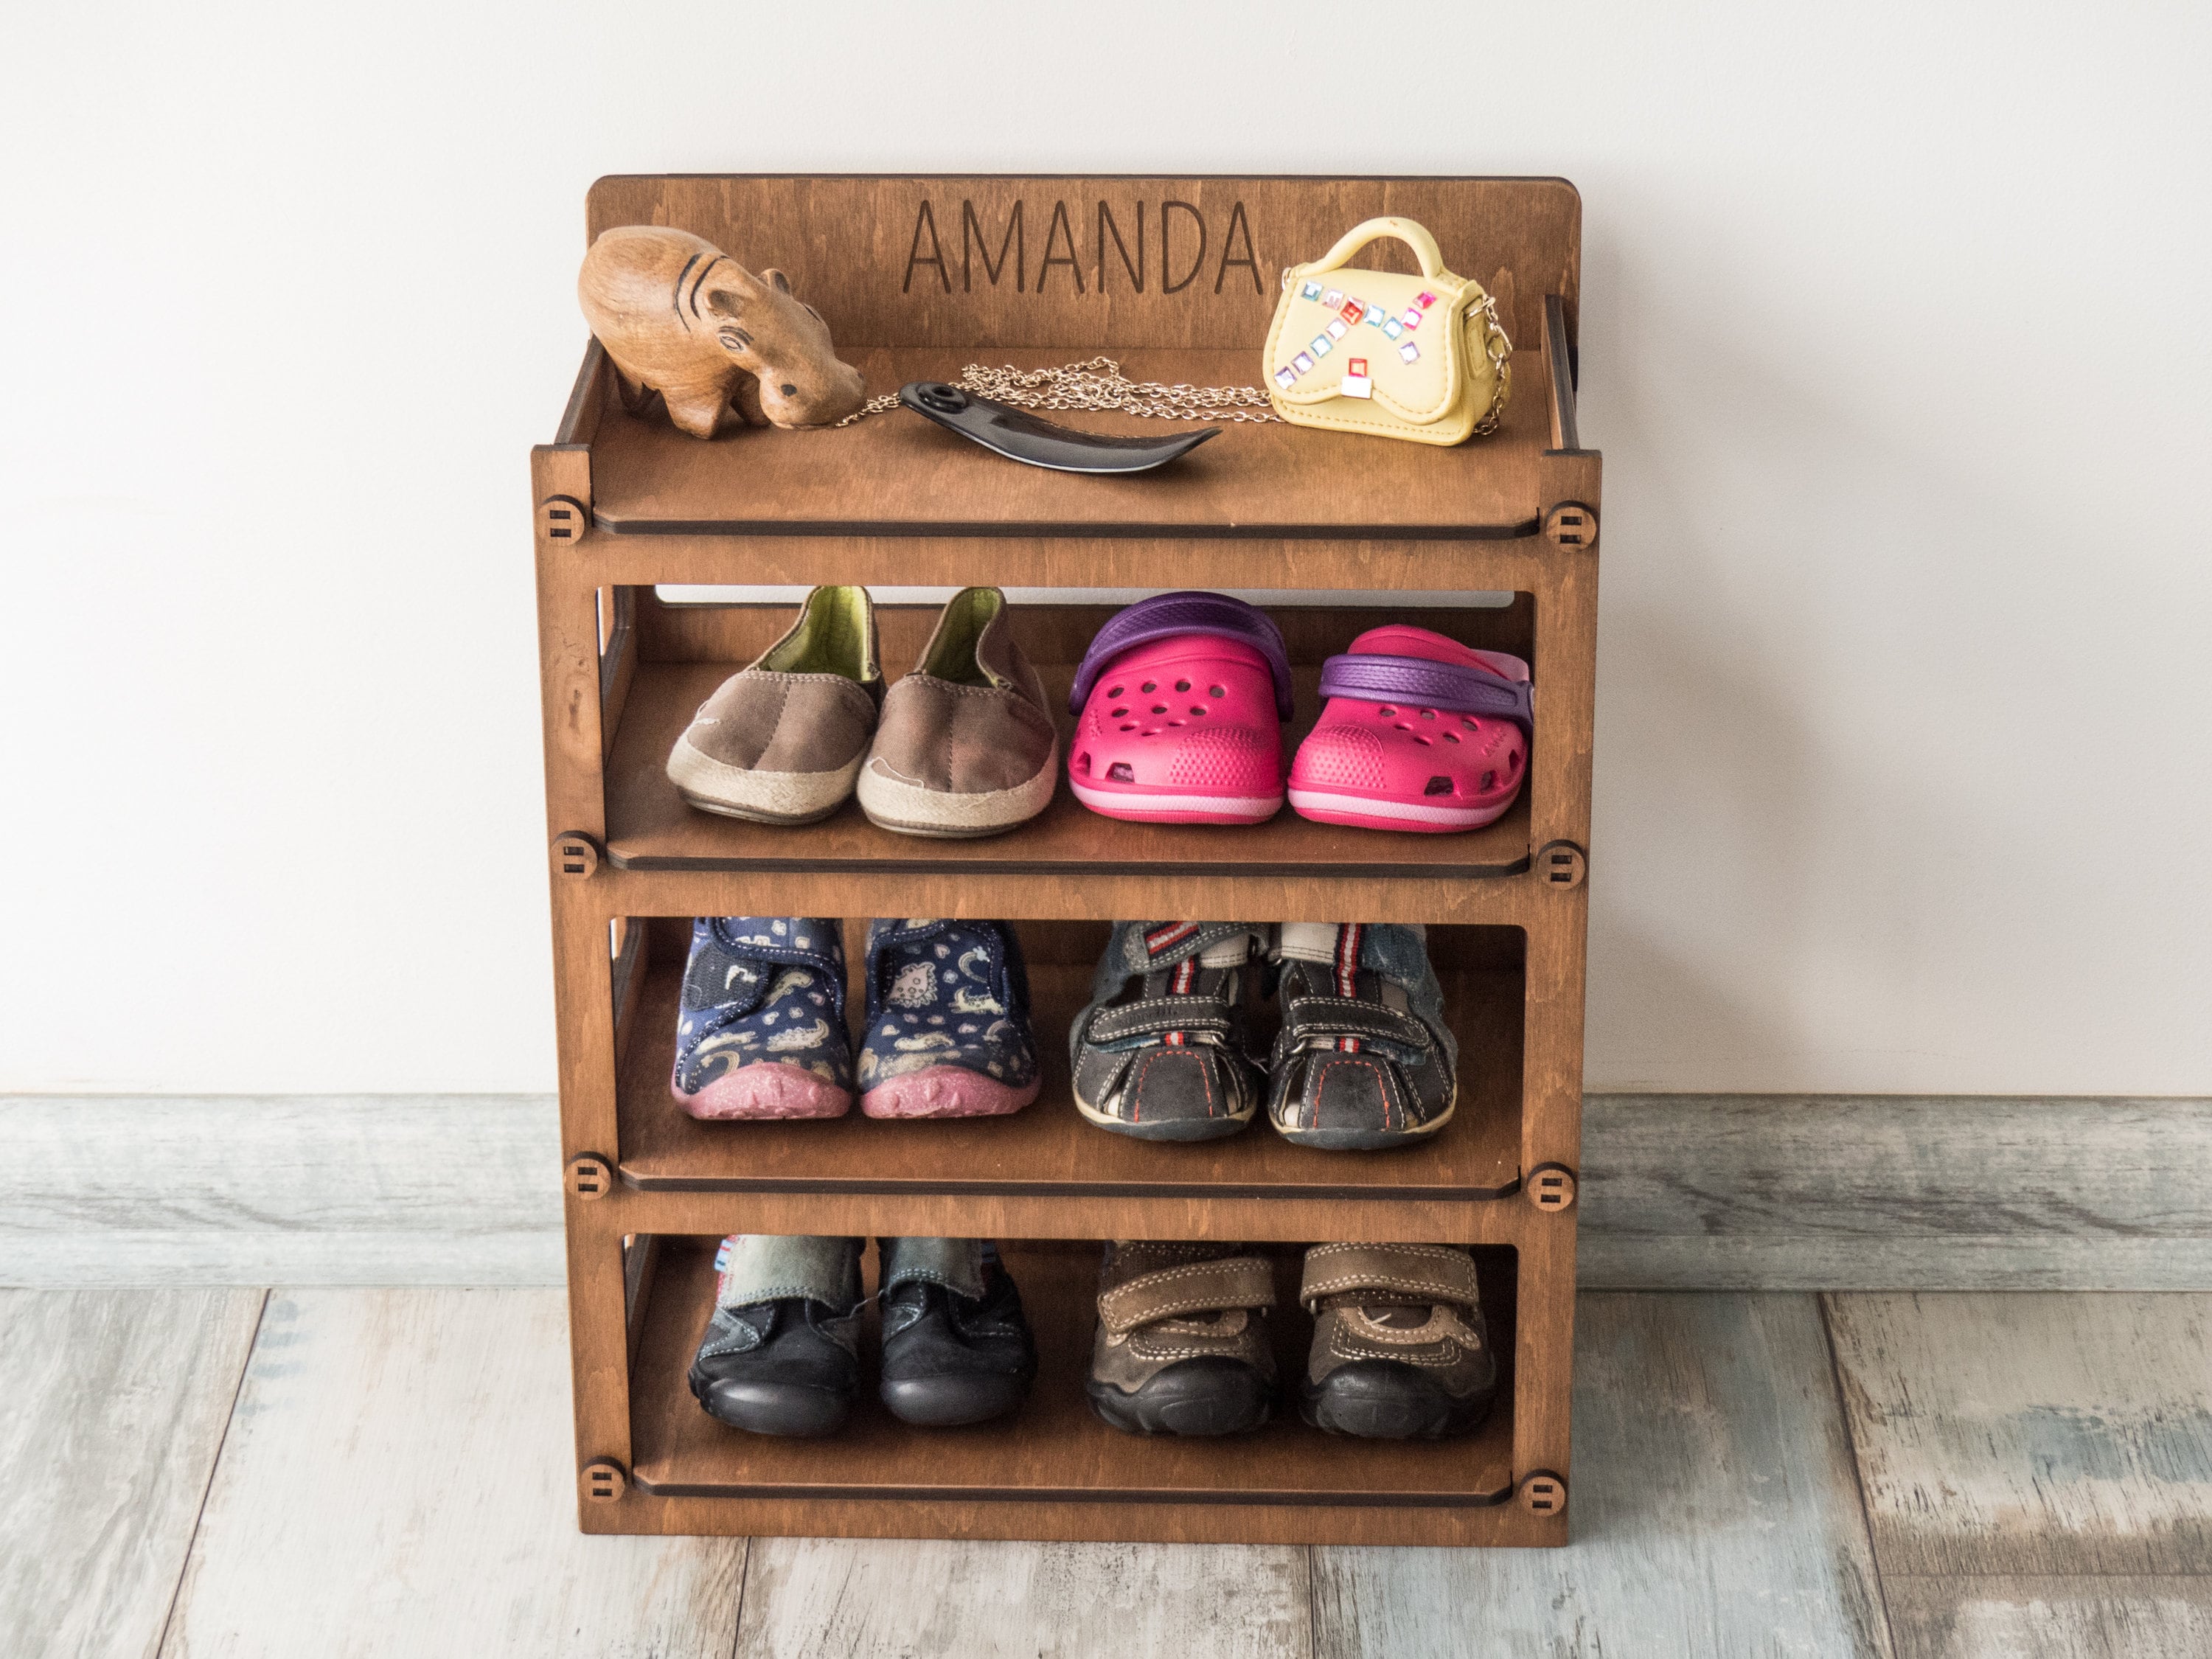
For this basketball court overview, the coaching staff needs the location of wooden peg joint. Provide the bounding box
[1543,501,1597,551]
[581,1459,628,1503]
[552,832,601,879]
[1517,1470,1567,1517]
[1526,1163,1578,1213]
[1536,841,1587,890]
[540,495,591,543]
[566,1155,613,1200]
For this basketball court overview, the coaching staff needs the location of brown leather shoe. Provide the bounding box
[1085,1242,1277,1436]
[1297,1242,1497,1439]
[855,587,1058,838]
[666,585,882,824]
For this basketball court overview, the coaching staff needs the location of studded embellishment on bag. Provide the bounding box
[1362,304,1386,327]
[1293,352,1314,375]
[1340,358,1372,399]
[1326,319,1348,340]
[1338,299,1366,326]
[1402,307,1425,329]
[1414,291,1436,309]
[1273,366,1298,390]
[1323,288,1344,307]
[1300,279,1324,300]
[1382,317,1404,340]
[1310,334,1332,358]
[1398,340,1421,364]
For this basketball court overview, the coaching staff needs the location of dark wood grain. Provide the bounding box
[628,1238,1515,1506]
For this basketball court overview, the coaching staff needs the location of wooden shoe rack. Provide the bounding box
[532,175,1597,1545]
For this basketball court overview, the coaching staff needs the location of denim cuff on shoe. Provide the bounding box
[877,1236,987,1301]
[714,1234,864,1312]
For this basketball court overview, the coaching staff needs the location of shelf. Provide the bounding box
[588,348,1555,540]
[628,1237,1515,1507]
[614,922,1524,1206]
[598,598,1540,883]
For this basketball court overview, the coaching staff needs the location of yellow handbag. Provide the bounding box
[1263,217,1511,445]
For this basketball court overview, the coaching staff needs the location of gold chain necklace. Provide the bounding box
[836,355,1279,427]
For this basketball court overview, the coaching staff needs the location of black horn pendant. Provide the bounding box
[897,383,1220,475]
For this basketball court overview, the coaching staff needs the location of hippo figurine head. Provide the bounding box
[577,226,868,438]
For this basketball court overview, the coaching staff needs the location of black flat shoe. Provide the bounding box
[877,1258,1037,1427]
[688,1297,862,1438]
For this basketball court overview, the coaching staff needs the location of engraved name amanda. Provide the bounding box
[902,198,1266,297]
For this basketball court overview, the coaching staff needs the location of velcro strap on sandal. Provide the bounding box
[1099,1255,1277,1335]
[1300,1243,1480,1312]
[1282,996,1433,1051]
[1086,998,1235,1044]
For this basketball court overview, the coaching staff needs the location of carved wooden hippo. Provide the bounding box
[577,226,866,438]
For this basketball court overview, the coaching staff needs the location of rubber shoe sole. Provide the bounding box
[1270,1095,1455,1151]
[1086,1358,1273,1437]
[1073,1086,1257,1142]
[880,1369,1033,1427]
[689,1371,853,1438]
[1296,1361,1495,1441]
[855,751,1058,838]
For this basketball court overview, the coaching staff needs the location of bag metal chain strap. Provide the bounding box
[837,355,1279,427]
[836,286,1510,432]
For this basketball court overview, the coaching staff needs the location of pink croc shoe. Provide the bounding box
[1288,626,1532,832]
[1065,592,1294,824]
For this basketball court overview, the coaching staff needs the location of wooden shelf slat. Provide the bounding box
[589,348,1554,539]
[604,594,1536,880]
[616,931,1524,1204]
[629,1238,1516,1506]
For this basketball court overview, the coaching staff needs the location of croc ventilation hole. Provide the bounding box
[1107,685,1124,698]
[1140,681,1157,692]
[1189,705,1207,715]
[1210,684,1226,698]
[1377,703,1397,716]
[1074,752,1091,775]
[1175,679,1191,692]
[1425,776,1454,796]
[1107,762,1135,782]
[1443,731,1461,743]
[1481,770,1498,791]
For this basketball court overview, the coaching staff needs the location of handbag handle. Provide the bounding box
[1304,216,1450,282]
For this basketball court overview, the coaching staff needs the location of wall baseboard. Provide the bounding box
[8,1093,2208,1290]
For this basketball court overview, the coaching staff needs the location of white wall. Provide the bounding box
[2,2,2206,1096]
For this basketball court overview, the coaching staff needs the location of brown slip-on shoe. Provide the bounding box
[1085,1241,1277,1436]
[666,585,883,824]
[855,586,1058,838]
[1296,1242,1497,1440]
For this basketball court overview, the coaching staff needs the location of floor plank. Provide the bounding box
[158,1288,743,1659]
[13,1093,2212,1292]
[1311,1293,1893,1659]
[1826,1293,2212,1576]
[1582,1096,2212,1291]
[734,1537,1312,1659]
[0,1289,263,1659]
[1884,1574,2212,1659]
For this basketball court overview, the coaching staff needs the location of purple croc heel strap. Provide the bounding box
[1317,653,1534,734]
[1068,591,1295,718]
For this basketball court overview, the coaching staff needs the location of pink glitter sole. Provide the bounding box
[861,1070,1042,1119]
[672,1062,852,1121]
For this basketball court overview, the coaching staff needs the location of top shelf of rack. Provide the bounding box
[561,175,1590,540]
[585,347,1564,538]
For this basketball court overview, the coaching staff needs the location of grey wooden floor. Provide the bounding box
[4,1290,2208,1658]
